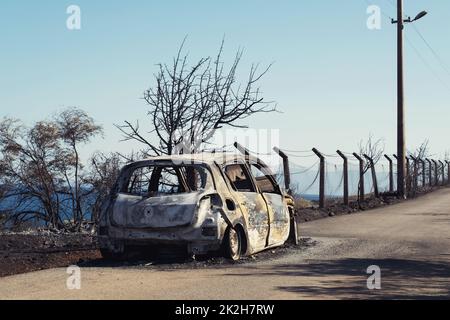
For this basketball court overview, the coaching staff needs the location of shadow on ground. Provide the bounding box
[78,239,314,271]
[225,258,450,299]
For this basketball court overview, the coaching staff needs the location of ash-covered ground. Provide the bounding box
[0,188,438,277]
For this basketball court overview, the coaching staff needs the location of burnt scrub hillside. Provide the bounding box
[295,194,402,222]
[0,232,100,277]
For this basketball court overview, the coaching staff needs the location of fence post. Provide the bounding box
[353,153,365,201]
[384,155,394,193]
[406,157,411,194]
[443,160,446,185]
[393,154,399,192]
[446,161,450,185]
[273,147,291,194]
[273,147,298,246]
[234,142,251,158]
[337,150,349,205]
[312,148,325,208]
[439,160,445,186]
[419,159,426,188]
[426,159,433,187]
[410,156,419,192]
[432,160,438,186]
[364,154,379,197]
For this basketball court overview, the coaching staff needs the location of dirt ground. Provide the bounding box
[1,188,449,299]
[0,230,315,277]
[0,187,441,278]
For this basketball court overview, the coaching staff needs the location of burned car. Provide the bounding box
[98,153,297,261]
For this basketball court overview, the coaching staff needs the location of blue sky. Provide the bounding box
[1,0,449,163]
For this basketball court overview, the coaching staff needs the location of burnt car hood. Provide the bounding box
[110,192,204,229]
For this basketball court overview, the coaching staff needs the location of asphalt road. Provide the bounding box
[1,188,450,300]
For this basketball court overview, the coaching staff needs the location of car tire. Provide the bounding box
[223,227,242,261]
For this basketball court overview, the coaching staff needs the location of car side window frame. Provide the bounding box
[222,161,258,193]
[250,162,283,195]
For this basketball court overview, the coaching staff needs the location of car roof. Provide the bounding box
[135,152,248,166]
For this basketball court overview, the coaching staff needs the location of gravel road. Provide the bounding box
[1,188,449,300]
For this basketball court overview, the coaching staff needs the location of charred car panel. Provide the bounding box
[98,154,296,260]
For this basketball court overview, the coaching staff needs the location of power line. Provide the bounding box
[411,24,450,78]
[365,0,450,89]
[405,35,450,92]
[389,1,450,80]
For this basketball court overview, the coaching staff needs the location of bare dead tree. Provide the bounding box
[358,135,385,174]
[0,109,102,231]
[411,140,430,160]
[116,39,277,156]
[357,135,385,202]
[84,152,123,227]
[0,119,64,229]
[56,108,102,230]
[408,140,430,197]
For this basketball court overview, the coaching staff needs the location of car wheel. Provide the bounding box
[224,227,242,261]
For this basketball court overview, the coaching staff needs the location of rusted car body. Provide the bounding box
[98,153,297,260]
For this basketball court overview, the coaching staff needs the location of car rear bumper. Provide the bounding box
[98,231,222,256]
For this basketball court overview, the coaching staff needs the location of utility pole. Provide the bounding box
[396,0,406,199]
[392,2,427,199]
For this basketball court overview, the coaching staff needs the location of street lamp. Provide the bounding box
[391,1,428,199]
[392,10,428,24]
[412,11,428,22]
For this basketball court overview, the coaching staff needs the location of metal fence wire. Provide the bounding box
[263,146,447,207]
